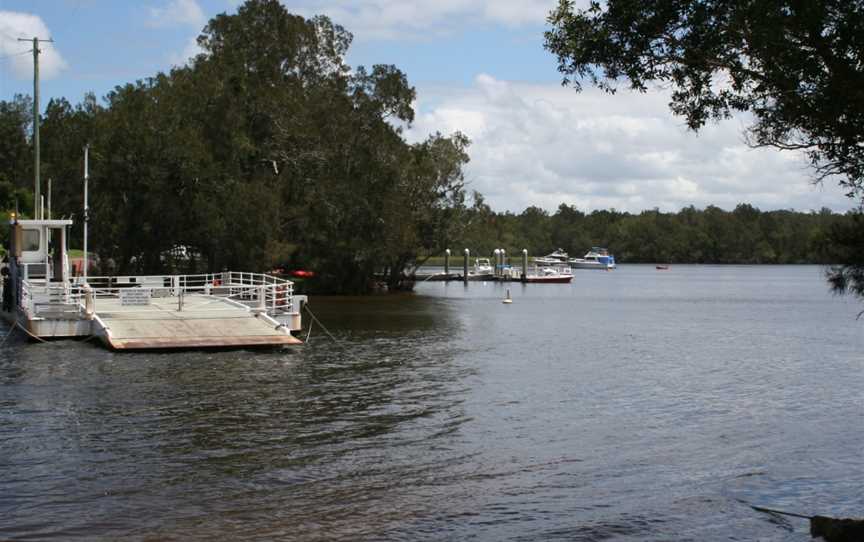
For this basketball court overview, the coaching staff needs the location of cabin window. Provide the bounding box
[22,229,40,252]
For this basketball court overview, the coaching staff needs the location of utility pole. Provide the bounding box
[84,144,90,282]
[19,36,54,220]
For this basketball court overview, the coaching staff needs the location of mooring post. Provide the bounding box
[258,286,266,311]
[463,249,469,284]
[84,285,95,318]
[522,249,528,282]
[178,289,184,312]
[444,248,450,277]
[493,249,500,278]
[502,249,507,278]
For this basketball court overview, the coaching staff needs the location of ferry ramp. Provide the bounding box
[92,291,301,350]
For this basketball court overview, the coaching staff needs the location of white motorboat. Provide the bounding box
[534,249,569,265]
[474,257,493,275]
[569,247,616,270]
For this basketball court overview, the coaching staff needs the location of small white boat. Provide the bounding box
[534,249,569,265]
[569,247,616,270]
[523,264,573,283]
[474,257,493,275]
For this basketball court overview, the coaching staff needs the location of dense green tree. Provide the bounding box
[826,211,864,306]
[0,96,33,196]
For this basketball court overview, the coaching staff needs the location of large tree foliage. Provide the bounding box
[0,0,470,293]
[825,211,864,305]
[545,0,864,299]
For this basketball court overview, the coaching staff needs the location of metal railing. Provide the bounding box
[20,279,86,318]
[19,272,295,318]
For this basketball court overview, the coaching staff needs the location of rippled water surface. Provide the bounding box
[2,265,862,541]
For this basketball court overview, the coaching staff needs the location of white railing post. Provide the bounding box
[84,285,95,318]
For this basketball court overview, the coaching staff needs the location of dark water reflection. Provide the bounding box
[1,265,862,540]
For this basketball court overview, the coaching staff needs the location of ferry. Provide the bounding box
[1,216,303,350]
[569,247,616,270]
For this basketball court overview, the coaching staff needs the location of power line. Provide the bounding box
[0,29,20,42]
[0,49,31,62]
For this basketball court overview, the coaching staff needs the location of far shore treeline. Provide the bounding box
[448,201,858,266]
[0,0,860,294]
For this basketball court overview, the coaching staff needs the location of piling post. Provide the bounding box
[463,249,469,284]
[522,249,528,282]
[444,248,450,277]
[258,286,266,311]
[84,286,95,318]
[178,289,184,312]
[502,249,507,279]
[493,249,500,278]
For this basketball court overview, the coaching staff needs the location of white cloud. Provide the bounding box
[168,35,204,66]
[405,74,854,213]
[282,0,562,40]
[0,12,67,80]
[148,0,206,28]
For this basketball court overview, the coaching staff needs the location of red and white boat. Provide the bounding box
[523,264,573,283]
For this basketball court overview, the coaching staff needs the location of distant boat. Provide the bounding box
[534,249,570,265]
[656,265,670,270]
[569,247,616,270]
[473,257,493,276]
[523,264,573,283]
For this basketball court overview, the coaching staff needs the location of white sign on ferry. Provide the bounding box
[120,288,152,306]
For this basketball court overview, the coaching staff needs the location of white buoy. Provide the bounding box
[502,288,513,304]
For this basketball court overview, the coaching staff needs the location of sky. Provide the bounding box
[0,0,855,214]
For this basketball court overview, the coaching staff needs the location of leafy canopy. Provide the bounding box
[8,0,471,294]
[545,0,864,201]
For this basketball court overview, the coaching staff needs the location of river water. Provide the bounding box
[1,265,862,541]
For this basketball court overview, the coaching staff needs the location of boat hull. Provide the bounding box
[523,276,573,283]
[569,261,615,270]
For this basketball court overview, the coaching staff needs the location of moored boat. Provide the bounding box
[471,257,494,279]
[523,264,573,283]
[569,247,616,270]
[534,249,569,266]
